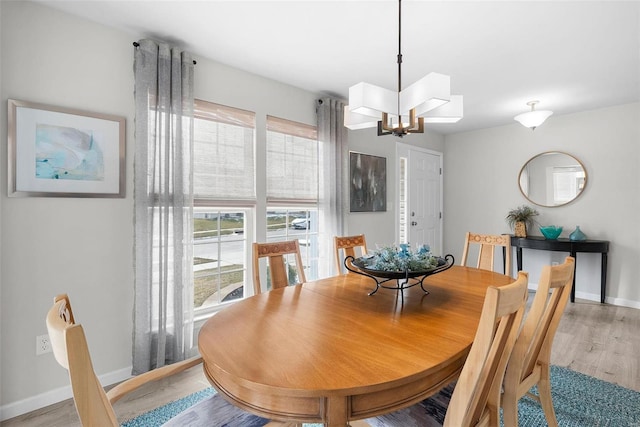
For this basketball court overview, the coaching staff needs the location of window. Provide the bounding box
[193,208,251,307]
[266,208,319,282]
[398,156,408,244]
[266,116,319,280]
[194,101,255,200]
[193,100,255,313]
[552,166,586,205]
[266,116,318,202]
[192,104,320,310]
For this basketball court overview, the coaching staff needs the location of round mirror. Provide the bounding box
[518,151,587,207]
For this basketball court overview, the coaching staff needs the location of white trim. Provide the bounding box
[527,282,640,309]
[602,295,640,309]
[0,367,131,421]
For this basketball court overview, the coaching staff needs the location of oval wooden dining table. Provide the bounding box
[198,265,514,426]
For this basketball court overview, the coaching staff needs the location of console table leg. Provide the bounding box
[601,253,608,304]
[502,247,506,275]
[510,236,609,305]
[570,251,577,303]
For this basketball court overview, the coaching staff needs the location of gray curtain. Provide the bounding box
[317,98,348,277]
[133,39,195,374]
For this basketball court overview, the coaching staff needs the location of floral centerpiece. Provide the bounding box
[348,244,454,297]
[364,244,440,272]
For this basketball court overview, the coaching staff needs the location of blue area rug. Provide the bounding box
[368,365,640,427]
[121,388,216,427]
[517,366,640,427]
[121,388,268,427]
[121,365,640,426]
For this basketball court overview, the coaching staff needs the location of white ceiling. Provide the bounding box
[34,0,640,134]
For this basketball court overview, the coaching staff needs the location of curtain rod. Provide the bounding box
[133,42,196,65]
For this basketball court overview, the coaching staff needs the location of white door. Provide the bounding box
[397,144,443,255]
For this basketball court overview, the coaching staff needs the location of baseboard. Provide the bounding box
[0,367,132,421]
[528,283,640,309]
[603,295,640,309]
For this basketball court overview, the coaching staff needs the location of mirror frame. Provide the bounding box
[518,151,588,207]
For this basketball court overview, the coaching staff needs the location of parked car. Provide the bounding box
[290,218,310,229]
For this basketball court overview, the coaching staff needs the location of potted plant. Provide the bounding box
[506,205,539,237]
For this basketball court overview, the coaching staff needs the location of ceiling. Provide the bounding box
[34,0,640,135]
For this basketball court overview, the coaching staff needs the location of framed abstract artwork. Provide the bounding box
[7,99,125,198]
[349,151,387,212]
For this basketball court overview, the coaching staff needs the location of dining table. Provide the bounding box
[198,265,514,426]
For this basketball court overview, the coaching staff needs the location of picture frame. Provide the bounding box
[349,151,387,212]
[8,99,125,198]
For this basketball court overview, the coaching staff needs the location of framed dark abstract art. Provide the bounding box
[349,151,386,212]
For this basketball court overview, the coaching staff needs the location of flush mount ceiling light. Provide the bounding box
[514,100,553,130]
[343,0,463,137]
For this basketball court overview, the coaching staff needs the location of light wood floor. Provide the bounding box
[3,296,639,427]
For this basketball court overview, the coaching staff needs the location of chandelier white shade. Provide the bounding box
[348,82,397,118]
[400,72,451,116]
[422,95,464,123]
[344,74,463,127]
[514,100,553,129]
[344,0,463,137]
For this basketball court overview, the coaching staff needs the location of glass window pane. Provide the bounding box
[399,156,408,244]
[266,208,318,281]
[193,209,247,309]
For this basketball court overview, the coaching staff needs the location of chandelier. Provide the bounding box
[344,0,463,137]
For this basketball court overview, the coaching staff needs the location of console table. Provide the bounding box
[509,236,609,303]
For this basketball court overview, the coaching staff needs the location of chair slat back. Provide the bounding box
[444,272,528,427]
[334,234,368,274]
[46,294,118,427]
[513,256,575,382]
[461,232,512,277]
[253,240,307,295]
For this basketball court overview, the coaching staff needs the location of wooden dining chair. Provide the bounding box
[46,294,270,426]
[334,234,368,274]
[501,256,575,427]
[367,271,529,427]
[461,232,512,277]
[253,240,307,295]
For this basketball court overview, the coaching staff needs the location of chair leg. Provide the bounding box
[501,389,519,427]
[538,364,559,427]
[487,401,500,427]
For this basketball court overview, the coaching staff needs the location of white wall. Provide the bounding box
[443,103,640,307]
[345,127,444,247]
[0,0,318,419]
[1,1,136,418]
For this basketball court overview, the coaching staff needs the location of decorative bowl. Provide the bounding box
[351,255,454,279]
[539,225,563,240]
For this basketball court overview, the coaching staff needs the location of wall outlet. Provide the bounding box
[36,334,52,355]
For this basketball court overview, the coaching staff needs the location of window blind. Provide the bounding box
[266,116,318,203]
[193,100,255,200]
